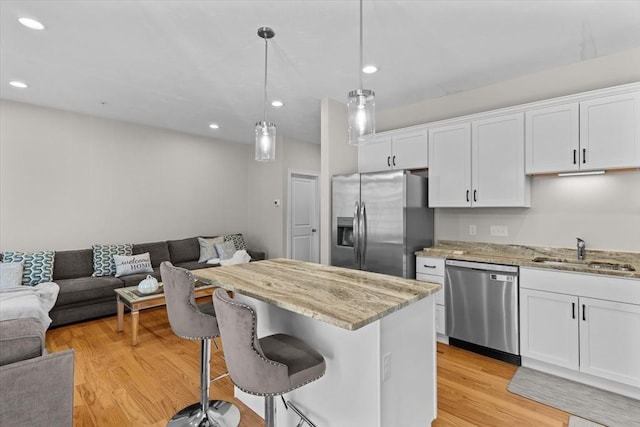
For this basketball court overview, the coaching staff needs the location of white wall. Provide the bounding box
[0,100,251,251]
[246,135,321,259]
[436,170,640,252]
[1,101,323,257]
[320,98,358,264]
[375,48,640,253]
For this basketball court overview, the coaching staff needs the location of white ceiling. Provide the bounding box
[1,0,639,145]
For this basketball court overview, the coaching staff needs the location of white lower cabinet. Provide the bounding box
[520,268,640,395]
[416,256,447,343]
[520,288,579,370]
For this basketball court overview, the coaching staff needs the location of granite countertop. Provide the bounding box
[192,258,441,331]
[416,240,640,279]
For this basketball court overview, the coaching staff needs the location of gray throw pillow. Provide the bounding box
[0,261,24,288]
[214,241,237,260]
[198,236,224,262]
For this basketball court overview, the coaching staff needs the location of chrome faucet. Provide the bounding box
[576,238,586,260]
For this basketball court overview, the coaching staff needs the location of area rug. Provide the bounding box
[568,416,605,427]
[507,367,640,427]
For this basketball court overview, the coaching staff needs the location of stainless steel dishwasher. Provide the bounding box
[445,259,520,365]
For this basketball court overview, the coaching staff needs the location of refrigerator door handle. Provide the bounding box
[360,202,367,265]
[353,201,360,264]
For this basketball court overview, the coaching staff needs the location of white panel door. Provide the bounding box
[428,123,471,207]
[580,91,640,170]
[358,135,392,173]
[525,103,579,174]
[289,174,319,263]
[472,112,528,207]
[391,129,428,170]
[579,297,640,387]
[520,288,579,370]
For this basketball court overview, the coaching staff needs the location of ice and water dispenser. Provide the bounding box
[336,217,354,247]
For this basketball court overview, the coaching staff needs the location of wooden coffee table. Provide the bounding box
[115,282,217,346]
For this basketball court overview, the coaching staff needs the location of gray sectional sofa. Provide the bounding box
[49,236,264,327]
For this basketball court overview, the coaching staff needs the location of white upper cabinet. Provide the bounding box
[526,90,640,174]
[525,103,579,173]
[429,113,530,207]
[358,135,393,173]
[358,128,428,173]
[580,91,640,170]
[428,123,471,207]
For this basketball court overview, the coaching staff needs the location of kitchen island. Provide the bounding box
[193,258,441,427]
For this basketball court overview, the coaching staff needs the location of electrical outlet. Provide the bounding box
[469,225,477,236]
[382,352,391,382]
[490,225,509,237]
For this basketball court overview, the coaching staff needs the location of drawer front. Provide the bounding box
[416,256,445,276]
[416,273,444,304]
[435,304,446,335]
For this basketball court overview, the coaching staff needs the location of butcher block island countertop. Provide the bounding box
[192,258,441,331]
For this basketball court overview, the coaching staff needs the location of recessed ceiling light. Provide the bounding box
[18,17,45,30]
[362,65,378,74]
[9,81,28,89]
[271,100,283,107]
[209,123,220,129]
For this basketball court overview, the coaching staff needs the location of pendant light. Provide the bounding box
[347,0,375,146]
[255,27,276,162]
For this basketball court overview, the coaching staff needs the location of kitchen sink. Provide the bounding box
[532,257,635,272]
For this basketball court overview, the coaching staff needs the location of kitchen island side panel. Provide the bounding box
[232,293,437,427]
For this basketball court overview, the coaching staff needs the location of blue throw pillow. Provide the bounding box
[92,244,132,277]
[1,251,55,286]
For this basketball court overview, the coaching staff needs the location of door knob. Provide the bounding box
[312,229,317,232]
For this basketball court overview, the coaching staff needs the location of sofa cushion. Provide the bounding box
[1,251,55,286]
[215,241,237,260]
[54,276,124,306]
[92,244,133,277]
[132,241,171,268]
[119,268,162,288]
[167,237,200,264]
[114,253,153,278]
[0,318,44,366]
[53,249,94,280]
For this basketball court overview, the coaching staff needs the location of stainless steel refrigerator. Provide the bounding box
[331,170,434,278]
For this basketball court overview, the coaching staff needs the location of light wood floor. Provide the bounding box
[46,306,571,426]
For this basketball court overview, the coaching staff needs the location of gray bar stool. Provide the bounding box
[160,261,240,427]
[212,288,326,427]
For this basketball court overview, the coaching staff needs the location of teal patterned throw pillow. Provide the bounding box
[1,251,55,286]
[224,233,247,251]
[92,244,133,277]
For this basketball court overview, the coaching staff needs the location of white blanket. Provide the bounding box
[0,282,60,329]
[219,249,252,266]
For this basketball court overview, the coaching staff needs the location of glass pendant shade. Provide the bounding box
[347,89,375,145]
[255,120,276,161]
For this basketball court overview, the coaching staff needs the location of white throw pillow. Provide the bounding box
[113,253,153,278]
[0,261,24,288]
[198,236,224,262]
[219,250,252,266]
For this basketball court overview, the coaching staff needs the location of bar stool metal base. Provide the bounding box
[167,400,240,427]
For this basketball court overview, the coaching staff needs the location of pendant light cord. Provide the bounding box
[263,35,269,122]
[359,0,363,90]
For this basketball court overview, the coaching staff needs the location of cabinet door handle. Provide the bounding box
[582,148,587,164]
[466,190,470,202]
[572,302,575,319]
[582,304,586,321]
[423,264,437,269]
[387,156,391,167]
[573,149,577,165]
[473,190,477,202]
[392,155,396,166]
